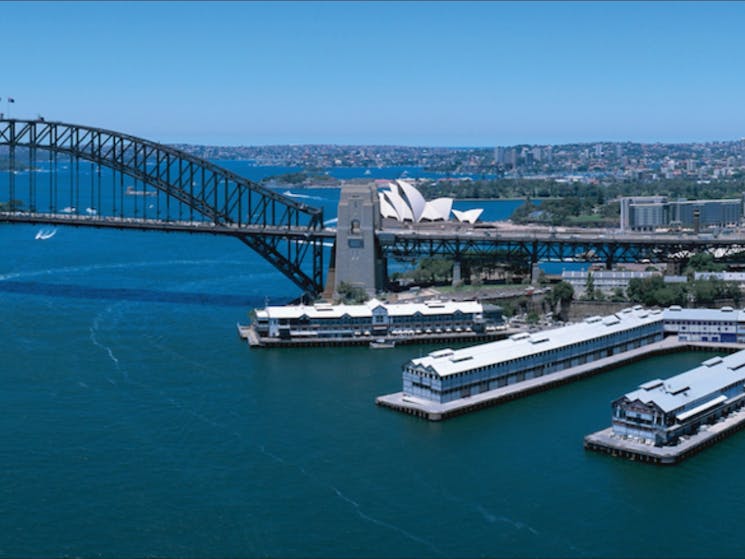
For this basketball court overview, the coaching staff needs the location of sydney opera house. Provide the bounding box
[378,180,483,224]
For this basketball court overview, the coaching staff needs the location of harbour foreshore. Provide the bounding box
[376,338,743,421]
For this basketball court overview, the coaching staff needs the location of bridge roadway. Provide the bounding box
[0,211,338,239]
[376,223,745,265]
[6,209,745,265]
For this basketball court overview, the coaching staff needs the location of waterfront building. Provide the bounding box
[611,350,745,445]
[402,307,663,403]
[663,306,743,343]
[251,298,503,344]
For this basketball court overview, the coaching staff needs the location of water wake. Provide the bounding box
[89,307,127,382]
[0,258,251,283]
[282,190,327,201]
[34,228,57,240]
[329,484,444,555]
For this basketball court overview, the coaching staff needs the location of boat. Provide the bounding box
[370,338,396,349]
[126,186,157,197]
[34,228,57,240]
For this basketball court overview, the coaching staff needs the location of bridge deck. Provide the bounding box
[0,212,337,238]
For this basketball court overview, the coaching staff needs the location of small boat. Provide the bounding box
[126,186,157,197]
[34,228,57,240]
[370,338,396,349]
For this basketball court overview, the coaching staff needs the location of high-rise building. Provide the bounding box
[619,196,743,231]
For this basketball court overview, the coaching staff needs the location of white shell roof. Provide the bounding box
[379,192,399,219]
[383,186,414,221]
[421,197,453,221]
[452,208,484,223]
[376,181,481,224]
[396,180,427,222]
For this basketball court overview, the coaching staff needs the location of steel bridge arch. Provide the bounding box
[0,118,328,294]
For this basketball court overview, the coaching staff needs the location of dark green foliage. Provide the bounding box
[686,252,725,274]
[626,275,741,307]
[549,281,575,305]
[336,282,369,304]
[396,257,454,284]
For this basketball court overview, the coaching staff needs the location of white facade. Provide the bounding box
[253,298,502,341]
[663,306,743,343]
[612,350,745,445]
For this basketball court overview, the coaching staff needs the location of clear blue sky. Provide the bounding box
[4,1,745,147]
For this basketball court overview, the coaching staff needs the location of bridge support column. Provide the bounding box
[452,260,462,287]
[333,184,385,297]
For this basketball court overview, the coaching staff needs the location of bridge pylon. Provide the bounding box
[330,184,386,297]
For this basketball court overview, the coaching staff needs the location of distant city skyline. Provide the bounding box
[4,1,745,147]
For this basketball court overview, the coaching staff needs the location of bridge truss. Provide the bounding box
[377,229,745,270]
[0,119,330,294]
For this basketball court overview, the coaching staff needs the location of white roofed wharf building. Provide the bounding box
[663,306,744,343]
[402,307,664,404]
[611,350,745,446]
[252,298,504,344]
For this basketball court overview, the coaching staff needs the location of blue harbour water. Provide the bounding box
[1,169,744,557]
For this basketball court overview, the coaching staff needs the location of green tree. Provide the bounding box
[686,252,725,274]
[610,287,626,302]
[584,272,595,300]
[547,281,574,321]
[335,282,369,304]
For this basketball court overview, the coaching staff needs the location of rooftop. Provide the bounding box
[663,306,741,322]
[620,349,745,414]
[410,307,663,377]
[255,298,484,320]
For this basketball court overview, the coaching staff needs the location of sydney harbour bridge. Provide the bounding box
[2,118,745,297]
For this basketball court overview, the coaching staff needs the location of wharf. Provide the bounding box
[584,406,745,465]
[376,338,745,421]
[241,324,514,348]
